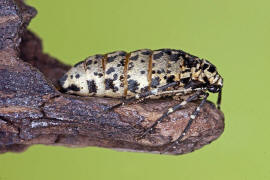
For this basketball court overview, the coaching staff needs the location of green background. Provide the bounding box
[1,0,270,179]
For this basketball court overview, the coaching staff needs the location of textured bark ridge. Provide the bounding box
[0,0,225,155]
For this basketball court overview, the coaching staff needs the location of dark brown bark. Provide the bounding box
[0,0,224,155]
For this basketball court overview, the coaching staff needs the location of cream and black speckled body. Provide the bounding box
[59,48,223,99]
[59,48,223,153]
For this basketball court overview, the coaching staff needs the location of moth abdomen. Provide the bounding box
[59,48,223,100]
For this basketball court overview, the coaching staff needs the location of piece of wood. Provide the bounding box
[0,0,224,155]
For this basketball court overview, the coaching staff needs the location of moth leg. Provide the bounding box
[161,92,209,154]
[105,82,179,111]
[217,89,222,110]
[138,90,203,139]
[147,87,206,99]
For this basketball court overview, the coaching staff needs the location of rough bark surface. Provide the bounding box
[0,0,225,155]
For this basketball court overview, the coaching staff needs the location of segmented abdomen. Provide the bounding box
[60,49,200,98]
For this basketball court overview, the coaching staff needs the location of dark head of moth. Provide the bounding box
[59,48,223,153]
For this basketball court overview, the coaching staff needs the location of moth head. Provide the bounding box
[199,60,222,92]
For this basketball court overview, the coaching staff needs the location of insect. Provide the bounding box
[59,48,223,152]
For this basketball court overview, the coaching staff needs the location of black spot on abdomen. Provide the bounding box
[129,54,139,61]
[105,78,114,90]
[105,78,118,92]
[119,52,127,56]
[128,62,134,70]
[86,60,92,66]
[128,80,140,93]
[202,64,209,70]
[203,76,209,84]
[87,80,97,93]
[68,84,80,91]
[107,55,117,63]
[106,67,115,74]
[75,74,80,79]
[141,50,152,55]
[153,52,163,60]
[113,73,118,80]
[151,77,160,88]
[170,53,181,62]
[208,65,216,73]
[166,75,175,83]
[141,86,149,93]
[180,77,190,85]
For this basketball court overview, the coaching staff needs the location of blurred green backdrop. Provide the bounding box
[1,0,270,179]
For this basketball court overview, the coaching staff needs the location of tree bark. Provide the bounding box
[0,0,224,155]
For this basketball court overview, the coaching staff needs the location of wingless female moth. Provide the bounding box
[59,48,223,152]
